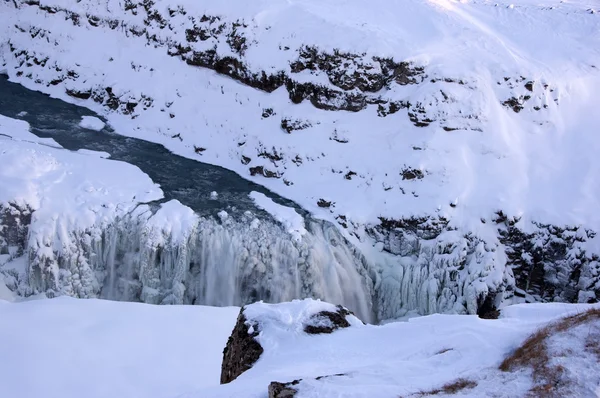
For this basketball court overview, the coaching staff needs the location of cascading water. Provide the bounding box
[24,200,377,322]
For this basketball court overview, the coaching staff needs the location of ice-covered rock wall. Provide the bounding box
[3,195,599,323]
[20,200,376,321]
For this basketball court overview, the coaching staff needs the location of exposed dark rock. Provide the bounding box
[220,309,264,384]
[285,80,367,112]
[344,171,357,180]
[524,81,534,92]
[262,107,275,118]
[268,380,300,398]
[290,46,424,92]
[502,97,524,113]
[303,305,355,334]
[401,167,424,180]
[377,100,408,117]
[249,166,280,178]
[258,148,283,163]
[317,199,332,208]
[280,118,311,134]
[477,292,500,319]
[66,88,92,100]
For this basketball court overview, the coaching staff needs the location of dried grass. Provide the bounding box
[499,308,600,397]
[412,378,477,396]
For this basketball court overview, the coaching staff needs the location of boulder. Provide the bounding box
[220,309,263,384]
[220,300,362,384]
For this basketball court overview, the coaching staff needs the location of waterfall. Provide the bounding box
[24,200,377,322]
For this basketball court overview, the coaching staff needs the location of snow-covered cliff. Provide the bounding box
[1,0,599,316]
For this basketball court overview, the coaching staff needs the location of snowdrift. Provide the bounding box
[2,297,598,398]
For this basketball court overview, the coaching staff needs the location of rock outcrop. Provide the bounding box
[268,380,300,398]
[220,300,361,384]
[220,309,264,384]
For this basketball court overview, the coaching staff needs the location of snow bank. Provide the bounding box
[244,299,363,336]
[0,297,239,398]
[2,293,598,398]
[0,116,162,218]
[78,115,105,131]
[249,191,306,241]
[76,148,110,158]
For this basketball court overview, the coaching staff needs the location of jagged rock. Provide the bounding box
[249,165,280,178]
[303,305,356,334]
[220,308,264,384]
[221,302,360,385]
[401,167,424,180]
[268,374,347,397]
[268,380,300,398]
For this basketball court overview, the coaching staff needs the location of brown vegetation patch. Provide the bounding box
[499,308,600,397]
[409,378,477,397]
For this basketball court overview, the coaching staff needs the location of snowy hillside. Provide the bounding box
[1,297,598,398]
[1,0,600,316]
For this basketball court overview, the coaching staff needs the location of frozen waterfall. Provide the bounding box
[23,200,377,322]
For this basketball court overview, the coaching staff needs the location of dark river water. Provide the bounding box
[0,75,304,218]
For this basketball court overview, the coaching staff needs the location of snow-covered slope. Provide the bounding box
[0,297,239,398]
[1,297,598,398]
[1,0,598,225]
[1,0,599,314]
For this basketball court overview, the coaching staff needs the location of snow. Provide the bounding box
[0,297,239,398]
[1,297,597,398]
[0,114,162,219]
[0,277,15,301]
[76,148,111,158]
[187,301,600,398]
[0,0,597,233]
[243,299,364,335]
[249,191,306,241]
[78,115,106,131]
